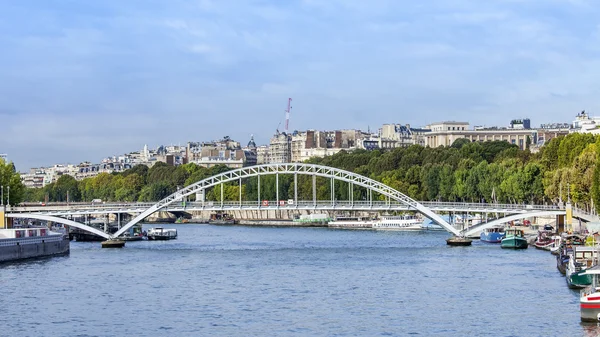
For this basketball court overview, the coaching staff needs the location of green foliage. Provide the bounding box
[0,159,25,205]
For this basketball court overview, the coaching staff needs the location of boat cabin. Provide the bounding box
[505,228,525,237]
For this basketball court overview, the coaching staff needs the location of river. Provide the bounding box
[1,224,598,336]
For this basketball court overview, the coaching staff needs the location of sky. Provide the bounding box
[1,0,600,171]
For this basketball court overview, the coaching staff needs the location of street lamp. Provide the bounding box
[1,186,3,206]
[7,186,9,206]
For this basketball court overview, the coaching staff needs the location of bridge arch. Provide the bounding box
[113,163,460,237]
[5,213,111,239]
[462,211,566,237]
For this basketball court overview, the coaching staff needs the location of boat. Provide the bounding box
[293,214,331,224]
[101,239,126,248]
[557,239,574,275]
[501,228,528,249]
[372,215,423,230]
[533,230,555,250]
[118,233,144,241]
[480,225,505,243]
[446,236,473,246]
[208,213,237,225]
[327,217,375,229]
[550,235,562,255]
[579,265,600,322]
[146,227,177,240]
[0,227,70,262]
[566,246,598,289]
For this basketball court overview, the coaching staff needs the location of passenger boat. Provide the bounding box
[579,265,600,322]
[146,227,177,240]
[479,225,505,243]
[501,228,528,249]
[327,217,375,229]
[372,215,423,230]
[566,246,598,289]
[0,227,70,262]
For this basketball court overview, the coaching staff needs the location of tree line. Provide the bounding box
[14,133,600,213]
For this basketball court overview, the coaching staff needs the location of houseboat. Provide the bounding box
[0,227,69,262]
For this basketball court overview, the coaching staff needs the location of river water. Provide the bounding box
[1,224,598,336]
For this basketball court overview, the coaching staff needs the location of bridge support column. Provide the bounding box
[312,175,316,207]
[350,182,353,207]
[117,213,121,230]
[331,178,334,207]
[294,173,298,207]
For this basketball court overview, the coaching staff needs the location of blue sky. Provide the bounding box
[1,0,599,170]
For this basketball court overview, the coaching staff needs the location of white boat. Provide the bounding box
[146,227,177,240]
[327,217,375,229]
[579,264,600,322]
[0,227,70,262]
[372,215,423,230]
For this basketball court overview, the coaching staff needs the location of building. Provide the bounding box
[188,136,254,168]
[536,123,571,146]
[509,118,531,130]
[425,121,537,150]
[265,129,372,163]
[379,124,431,148]
[572,111,600,134]
[256,145,270,165]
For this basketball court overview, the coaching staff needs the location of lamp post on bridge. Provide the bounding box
[1,186,3,206]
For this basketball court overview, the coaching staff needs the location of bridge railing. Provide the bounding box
[10,200,565,213]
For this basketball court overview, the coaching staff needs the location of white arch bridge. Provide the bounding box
[6,163,581,240]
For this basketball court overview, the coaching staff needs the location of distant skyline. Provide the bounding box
[1,0,599,170]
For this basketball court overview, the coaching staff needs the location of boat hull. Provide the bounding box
[480,232,504,243]
[567,271,593,289]
[501,238,528,249]
[0,234,70,263]
[147,235,177,240]
[581,297,600,322]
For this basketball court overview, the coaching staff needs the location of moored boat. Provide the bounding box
[579,266,600,322]
[147,227,177,240]
[372,215,423,230]
[533,230,554,250]
[501,228,528,249]
[327,217,375,229]
[566,246,598,289]
[0,227,70,262]
[480,225,505,243]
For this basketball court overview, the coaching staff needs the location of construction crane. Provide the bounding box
[284,98,292,134]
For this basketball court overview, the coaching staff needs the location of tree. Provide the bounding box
[51,174,81,202]
[0,159,25,205]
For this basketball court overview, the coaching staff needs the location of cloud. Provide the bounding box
[1,0,600,170]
